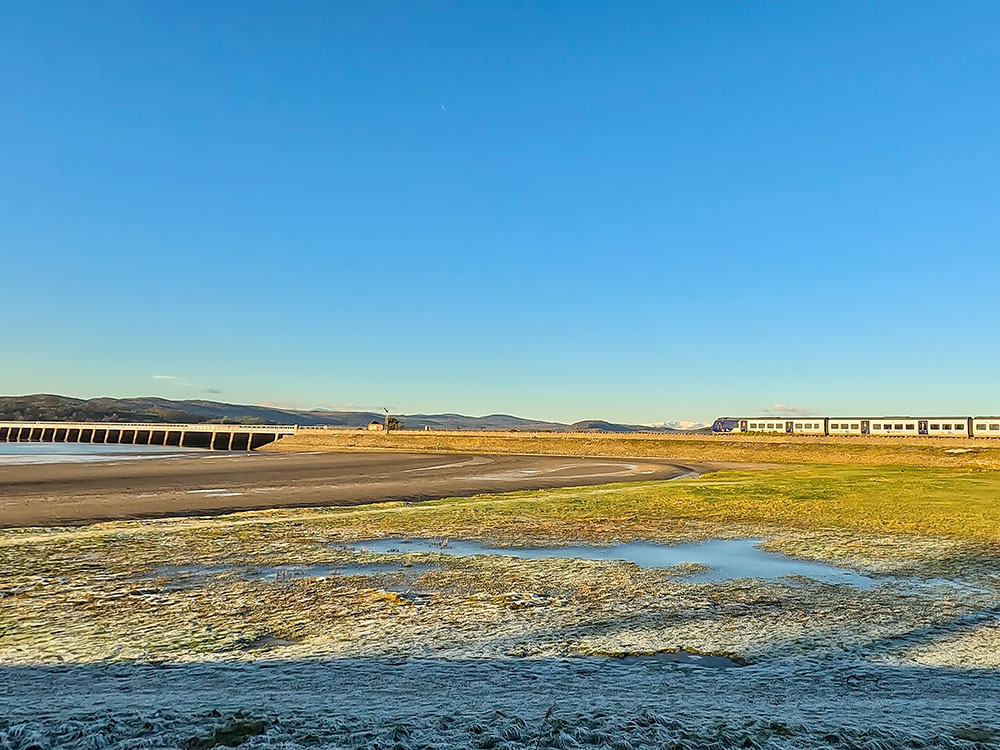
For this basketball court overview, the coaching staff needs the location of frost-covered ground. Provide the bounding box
[2,475,1000,748]
[3,658,999,748]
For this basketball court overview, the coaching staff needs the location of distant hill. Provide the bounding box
[0,394,695,433]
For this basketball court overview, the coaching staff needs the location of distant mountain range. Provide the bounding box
[0,394,709,433]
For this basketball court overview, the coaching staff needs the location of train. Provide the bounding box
[712,416,1000,437]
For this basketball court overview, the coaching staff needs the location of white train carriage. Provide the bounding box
[715,418,825,434]
[744,418,790,433]
[923,418,971,437]
[868,418,920,436]
[788,419,825,435]
[973,417,1000,436]
[827,419,866,435]
[713,416,985,436]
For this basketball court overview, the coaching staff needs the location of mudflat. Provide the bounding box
[0,450,729,528]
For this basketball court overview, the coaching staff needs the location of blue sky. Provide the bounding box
[2,2,998,423]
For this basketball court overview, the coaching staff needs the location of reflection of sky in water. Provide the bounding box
[0,443,202,464]
[352,537,878,589]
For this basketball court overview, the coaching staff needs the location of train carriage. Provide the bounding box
[868,418,921,436]
[713,416,987,437]
[827,419,866,435]
[712,418,826,434]
[922,418,972,437]
[973,417,1000,436]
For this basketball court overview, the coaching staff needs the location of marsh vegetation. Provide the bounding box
[2,464,999,747]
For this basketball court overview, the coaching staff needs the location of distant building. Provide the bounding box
[366,421,385,431]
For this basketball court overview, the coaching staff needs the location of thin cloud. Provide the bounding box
[153,374,201,388]
[762,403,814,416]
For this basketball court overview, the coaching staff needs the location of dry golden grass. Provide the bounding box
[265,429,1000,469]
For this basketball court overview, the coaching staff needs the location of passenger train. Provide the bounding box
[712,416,1000,437]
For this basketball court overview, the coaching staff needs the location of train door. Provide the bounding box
[918,420,928,435]
[786,421,794,434]
[861,420,870,435]
[740,420,748,432]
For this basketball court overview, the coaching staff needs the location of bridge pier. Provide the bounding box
[0,422,295,452]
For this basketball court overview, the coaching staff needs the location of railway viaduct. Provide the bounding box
[0,421,298,451]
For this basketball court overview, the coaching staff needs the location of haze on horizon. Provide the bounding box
[2,2,998,425]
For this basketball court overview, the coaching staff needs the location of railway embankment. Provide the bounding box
[264,430,1000,469]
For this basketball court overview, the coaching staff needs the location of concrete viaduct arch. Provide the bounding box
[0,421,297,451]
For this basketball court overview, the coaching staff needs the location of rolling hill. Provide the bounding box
[0,394,693,433]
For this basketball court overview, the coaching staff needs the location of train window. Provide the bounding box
[851,424,859,429]
[942,424,951,430]
[830,423,838,429]
[873,424,881,429]
[906,424,915,430]
[894,424,903,430]
[930,424,940,429]
[991,424,1000,431]
[795,423,803,429]
[976,424,986,430]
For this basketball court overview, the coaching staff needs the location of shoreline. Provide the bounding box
[0,450,746,529]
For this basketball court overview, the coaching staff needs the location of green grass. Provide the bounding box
[320,464,1000,542]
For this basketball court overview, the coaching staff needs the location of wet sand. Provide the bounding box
[0,451,739,528]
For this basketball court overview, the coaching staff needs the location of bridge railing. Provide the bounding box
[0,421,298,433]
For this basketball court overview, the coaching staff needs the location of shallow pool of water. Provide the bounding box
[350,538,877,588]
[0,442,203,465]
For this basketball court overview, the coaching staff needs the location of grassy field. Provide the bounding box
[332,464,1000,543]
[265,429,1000,469]
[3,464,999,669]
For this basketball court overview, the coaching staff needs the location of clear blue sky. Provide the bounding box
[2,2,998,423]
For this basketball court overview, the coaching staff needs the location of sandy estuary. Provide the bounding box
[0,448,729,527]
[1,451,999,748]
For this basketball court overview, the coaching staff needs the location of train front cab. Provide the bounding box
[712,418,743,433]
